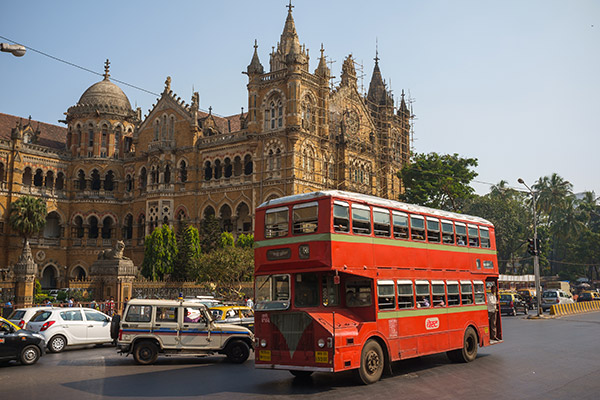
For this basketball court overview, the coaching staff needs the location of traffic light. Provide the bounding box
[527,238,536,255]
[535,238,541,255]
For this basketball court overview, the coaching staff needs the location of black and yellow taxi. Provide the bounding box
[210,305,254,332]
[0,316,45,365]
[499,292,529,316]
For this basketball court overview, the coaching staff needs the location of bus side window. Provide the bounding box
[441,220,455,244]
[373,208,391,237]
[415,281,431,308]
[473,282,485,304]
[432,281,446,307]
[468,225,480,247]
[346,280,372,307]
[427,217,441,243]
[377,281,395,310]
[455,223,467,246]
[480,227,491,248]
[352,204,371,235]
[333,202,350,233]
[447,282,460,306]
[265,207,289,238]
[396,281,414,308]
[392,212,409,239]
[292,202,318,234]
[461,281,474,305]
[410,215,425,241]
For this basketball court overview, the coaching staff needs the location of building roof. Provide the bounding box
[0,112,67,150]
[198,110,246,134]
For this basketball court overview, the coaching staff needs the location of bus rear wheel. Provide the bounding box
[356,339,384,385]
[447,327,478,363]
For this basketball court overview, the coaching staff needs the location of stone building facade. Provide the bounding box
[0,6,411,294]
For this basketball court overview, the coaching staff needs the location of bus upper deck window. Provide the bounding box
[265,207,288,239]
[352,204,371,235]
[333,201,350,233]
[480,227,490,248]
[410,215,425,241]
[441,220,455,244]
[377,280,396,310]
[373,208,391,237]
[293,202,318,235]
[397,280,414,308]
[468,225,480,247]
[455,223,467,246]
[392,212,409,239]
[426,217,441,243]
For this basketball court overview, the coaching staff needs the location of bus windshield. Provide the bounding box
[255,274,290,310]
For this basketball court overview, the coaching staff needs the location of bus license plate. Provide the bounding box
[259,350,271,361]
[315,351,328,363]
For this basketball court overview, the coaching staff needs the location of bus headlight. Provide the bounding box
[260,339,268,348]
[317,338,325,348]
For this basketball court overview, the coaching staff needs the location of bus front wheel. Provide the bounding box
[447,327,478,363]
[356,339,384,385]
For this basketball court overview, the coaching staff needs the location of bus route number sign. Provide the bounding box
[425,317,440,330]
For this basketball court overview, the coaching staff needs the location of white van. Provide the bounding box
[114,299,253,365]
[542,289,574,311]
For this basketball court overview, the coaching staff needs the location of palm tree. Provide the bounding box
[8,195,47,249]
[533,173,573,221]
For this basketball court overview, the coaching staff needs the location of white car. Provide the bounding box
[542,289,574,311]
[27,307,113,353]
[7,306,53,329]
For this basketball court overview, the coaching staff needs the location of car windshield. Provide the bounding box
[543,291,557,298]
[8,310,25,320]
[255,274,290,310]
[500,295,512,301]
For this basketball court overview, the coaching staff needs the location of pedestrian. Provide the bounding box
[487,282,499,341]
[68,297,74,307]
[107,296,115,316]
[245,296,254,309]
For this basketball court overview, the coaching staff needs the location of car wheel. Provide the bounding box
[290,370,313,378]
[356,339,384,385]
[225,340,250,363]
[20,345,41,365]
[48,335,67,353]
[447,327,478,363]
[133,341,159,365]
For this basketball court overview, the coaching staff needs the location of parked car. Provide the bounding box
[26,307,112,353]
[499,293,528,316]
[577,291,600,302]
[7,306,52,328]
[542,289,574,311]
[115,299,253,365]
[210,305,254,332]
[0,316,45,365]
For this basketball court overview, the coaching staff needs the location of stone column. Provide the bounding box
[13,240,37,307]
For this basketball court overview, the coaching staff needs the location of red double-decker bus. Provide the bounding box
[253,190,502,384]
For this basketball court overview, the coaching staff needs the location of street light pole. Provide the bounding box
[518,178,542,317]
[1,43,26,57]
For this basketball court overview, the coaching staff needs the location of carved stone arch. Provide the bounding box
[174,205,189,220]
[177,157,189,182]
[87,214,100,239]
[264,138,285,155]
[260,88,287,109]
[263,189,284,203]
[40,263,60,289]
[218,203,233,232]
[70,264,88,280]
[201,204,216,220]
[101,214,116,239]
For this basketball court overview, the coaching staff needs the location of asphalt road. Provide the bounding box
[2,311,600,400]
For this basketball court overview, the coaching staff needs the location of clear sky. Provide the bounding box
[1,0,598,196]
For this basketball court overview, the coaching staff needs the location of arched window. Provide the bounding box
[265,98,283,130]
[114,126,121,158]
[268,149,274,171]
[22,167,32,186]
[220,204,233,232]
[76,125,82,147]
[151,166,158,184]
[154,120,160,140]
[125,174,133,192]
[162,115,168,139]
[88,216,99,239]
[101,216,113,239]
[276,148,282,170]
[203,206,215,220]
[244,155,253,175]
[45,171,55,189]
[91,169,101,190]
[74,216,84,238]
[170,116,175,139]
[123,214,133,240]
[56,172,65,190]
[204,161,213,181]
[104,170,114,191]
[214,160,222,180]
[164,165,171,184]
[41,266,57,289]
[88,124,94,147]
[139,167,147,189]
[33,169,43,187]
[302,97,316,132]
[236,202,251,233]
[43,212,61,239]
[137,215,145,238]
[77,170,86,191]
[224,158,232,178]
[0,162,5,185]
[179,161,187,182]
[101,124,108,148]
[233,156,242,176]
[72,266,86,280]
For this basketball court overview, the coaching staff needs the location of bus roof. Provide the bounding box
[257,190,493,226]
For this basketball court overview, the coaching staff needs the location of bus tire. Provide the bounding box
[447,327,478,363]
[290,370,313,378]
[356,339,384,385]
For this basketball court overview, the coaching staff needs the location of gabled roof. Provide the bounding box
[198,111,246,134]
[0,112,67,150]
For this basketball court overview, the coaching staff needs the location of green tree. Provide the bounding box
[141,224,178,281]
[194,246,254,298]
[173,224,201,281]
[200,214,222,253]
[236,233,254,249]
[8,195,47,248]
[399,152,478,212]
[220,231,235,248]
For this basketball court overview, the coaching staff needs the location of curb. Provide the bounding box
[550,300,600,316]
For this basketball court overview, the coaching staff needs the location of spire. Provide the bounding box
[367,48,391,107]
[247,39,264,75]
[279,1,300,56]
[340,54,357,88]
[103,59,110,80]
[314,43,330,79]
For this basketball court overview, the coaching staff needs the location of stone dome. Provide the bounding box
[77,77,132,111]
